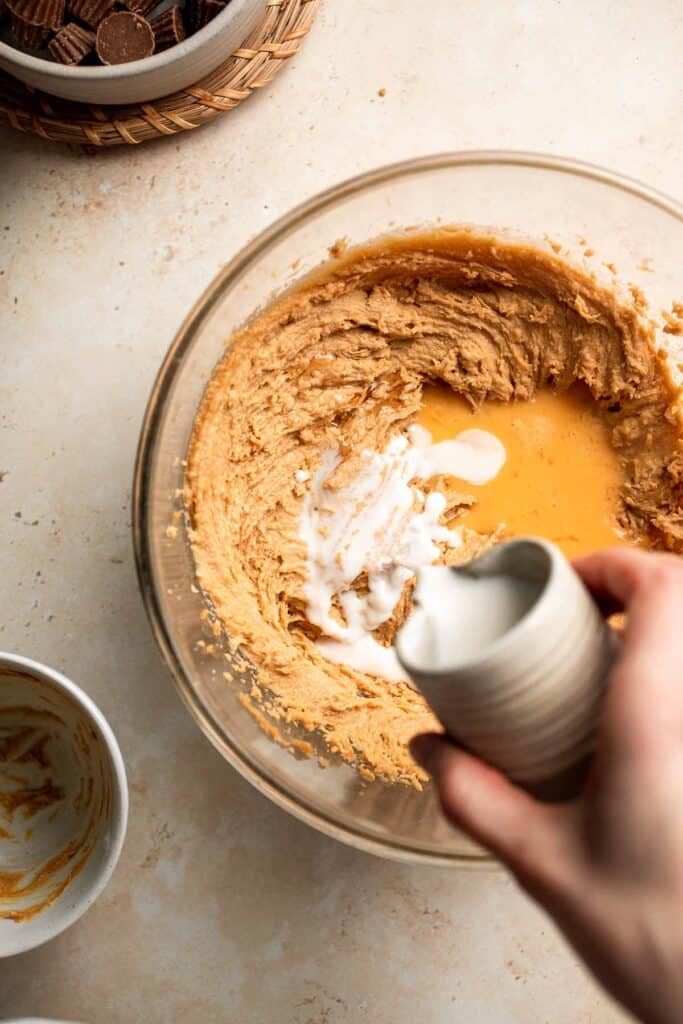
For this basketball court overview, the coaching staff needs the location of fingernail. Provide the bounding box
[409,733,440,772]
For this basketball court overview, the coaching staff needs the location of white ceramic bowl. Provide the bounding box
[0,0,265,104]
[0,653,128,957]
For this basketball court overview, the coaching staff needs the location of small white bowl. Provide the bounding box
[0,653,128,957]
[0,0,265,104]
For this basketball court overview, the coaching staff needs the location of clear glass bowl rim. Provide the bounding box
[132,150,683,866]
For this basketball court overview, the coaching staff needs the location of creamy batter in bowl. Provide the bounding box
[134,154,683,864]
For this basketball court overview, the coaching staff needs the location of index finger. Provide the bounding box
[576,548,683,735]
[572,547,681,613]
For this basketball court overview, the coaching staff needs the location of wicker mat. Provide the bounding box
[0,0,319,146]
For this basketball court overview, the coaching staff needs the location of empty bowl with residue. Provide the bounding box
[0,653,127,956]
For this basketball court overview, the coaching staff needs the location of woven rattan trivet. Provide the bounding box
[0,0,319,146]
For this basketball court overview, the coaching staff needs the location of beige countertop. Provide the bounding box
[1,1,681,1020]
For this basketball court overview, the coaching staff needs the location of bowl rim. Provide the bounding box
[0,650,129,956]
[132,150,683,866]
[0,0,261,82]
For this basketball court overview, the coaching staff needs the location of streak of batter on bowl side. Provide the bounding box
[0,673,103,923]
[185,229,683,788]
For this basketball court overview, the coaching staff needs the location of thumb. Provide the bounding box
[411,733,571,894]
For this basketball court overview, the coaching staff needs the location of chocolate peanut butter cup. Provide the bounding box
[185,0,223,34]
[48,20,95,62]
[66,0,112,28]
[149,4,184,50]
[118,0,157,19]
[10,10,50,45]
[7,0,63,28]
[95,9,154,63]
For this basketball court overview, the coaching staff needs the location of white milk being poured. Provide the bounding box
[398,566,542,671]
[298,424,508,679]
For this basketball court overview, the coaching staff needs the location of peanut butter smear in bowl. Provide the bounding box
[0,656,127,955]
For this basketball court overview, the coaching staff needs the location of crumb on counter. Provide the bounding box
[328,237,348,259]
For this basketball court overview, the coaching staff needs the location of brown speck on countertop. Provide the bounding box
[140,822,173,870]
[378,87,386,97]
[328,237,348,259]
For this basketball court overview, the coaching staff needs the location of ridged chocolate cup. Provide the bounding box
[7,0,63,28]
[119,0,157,19]
[185,0,223,34]
[96,9,154,64]
[149,3,183,51]
[48,20,95,62]
[66,0,112,28]
[9,10,50,45]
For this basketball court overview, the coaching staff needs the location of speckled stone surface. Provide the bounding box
[1,1,681,1020]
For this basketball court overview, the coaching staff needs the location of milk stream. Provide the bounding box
[298,425,507,677]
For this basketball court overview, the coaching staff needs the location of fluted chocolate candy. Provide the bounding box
[66,0,112,28]
[119,0,157,19]
[185,0,222,34]
[7,0,63,29]
[96,9,154,64]
[149,3,184,50]
[10,10,49,45]
[49,19,95,62]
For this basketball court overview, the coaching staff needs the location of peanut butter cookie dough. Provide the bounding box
[186,230,683,787]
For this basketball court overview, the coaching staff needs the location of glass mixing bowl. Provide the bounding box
[133,153,683,865]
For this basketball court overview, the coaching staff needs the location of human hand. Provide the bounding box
[411,547,683,1024]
